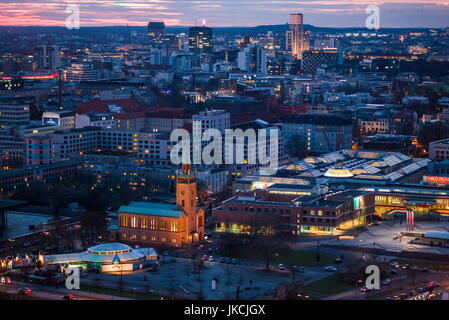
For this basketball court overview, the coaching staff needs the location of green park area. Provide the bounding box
[304,274,354,299]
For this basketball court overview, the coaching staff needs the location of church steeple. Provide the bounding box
[176,164,197,214]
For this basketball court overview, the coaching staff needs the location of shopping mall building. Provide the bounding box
[213,150,449,236]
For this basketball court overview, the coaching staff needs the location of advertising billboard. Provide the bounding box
[43,117,59,126]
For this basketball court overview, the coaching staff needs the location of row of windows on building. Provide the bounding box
[119,216,185,232]
[121,233,178,243]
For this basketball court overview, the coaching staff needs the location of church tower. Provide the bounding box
[176,163,197,214]
[176,163,203,242]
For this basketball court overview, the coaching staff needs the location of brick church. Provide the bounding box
[116,164,205,247]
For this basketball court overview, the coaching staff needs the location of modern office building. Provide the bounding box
[212,188,375,236]
[188,26,213,58]
[237,44,267,74]
[429,138,449,161]
[0,103,30,125]
[282,113,353,154]
[65,63,101,81]
[25,136,52,166]
[147,21,166,37]
[42,110,75,131]
[301,50,342,74]
[286,13,305,60]
[36,45,61,71]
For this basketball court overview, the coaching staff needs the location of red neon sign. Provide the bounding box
[425,176,449,184]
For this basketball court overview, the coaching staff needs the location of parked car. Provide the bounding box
[417,287,426,293]
[409,290,417,296]
[382,279,392,285]
[208,256,215,262]
[231,258,238,265]
[18,288,31,295]
[278,264,285,270]
[219,257,225,263]
[325,266,337,272]
[400,293,408,300]
[225,258,232,264]
[207,248,213,254]
[202,255,208,261]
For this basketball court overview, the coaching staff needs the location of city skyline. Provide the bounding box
[1,1,449,28]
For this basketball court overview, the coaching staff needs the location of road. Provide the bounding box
[326,269,449,300]
[0,280,130,300]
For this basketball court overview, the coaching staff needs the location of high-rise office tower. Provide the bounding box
[147,21,166,37]
[237,44,267,74]
[188,26,213,58]
[36,45,61,71]
[286,13,305,60]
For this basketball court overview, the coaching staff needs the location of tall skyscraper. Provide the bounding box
[188,26,213,58]
[237,44,267,74]
[147,21,166,37]
[286,13,305,60]
[36,45,61,71]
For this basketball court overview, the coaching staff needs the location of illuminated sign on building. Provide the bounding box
[43,117,59,126]
[424,176,449,184]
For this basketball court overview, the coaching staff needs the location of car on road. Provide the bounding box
[417,287,426,293]
[420,267,429,272]
[400,293,408,300]
[293,265,304,272]
[231,258,238,265]
[325,266,337,272]
[390,261,400,268]
[63,294,74,300]
[278,264,285,270]
[390,269,398,275]
[391,295,401,300]
[185,254,190,259]
[208,248,213,254]
[334,258,343,264]
[0,277,11,284]
[208,256,215,262]
[360,286,373,292]
[409,290,417,297]
[400,264,410,269]
[382,279,392,285]
[18,288,31,295]
[219,257,225,263]
[429,281,440,288]
[202,255,208,261]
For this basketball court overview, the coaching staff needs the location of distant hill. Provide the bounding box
[0,24,440,37]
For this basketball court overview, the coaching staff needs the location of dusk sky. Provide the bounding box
[0,0,449,28]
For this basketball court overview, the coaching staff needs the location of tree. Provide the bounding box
[197,180,209,200]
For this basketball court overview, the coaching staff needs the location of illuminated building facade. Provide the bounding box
[117,164,205,247]
[188,26,213,58]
